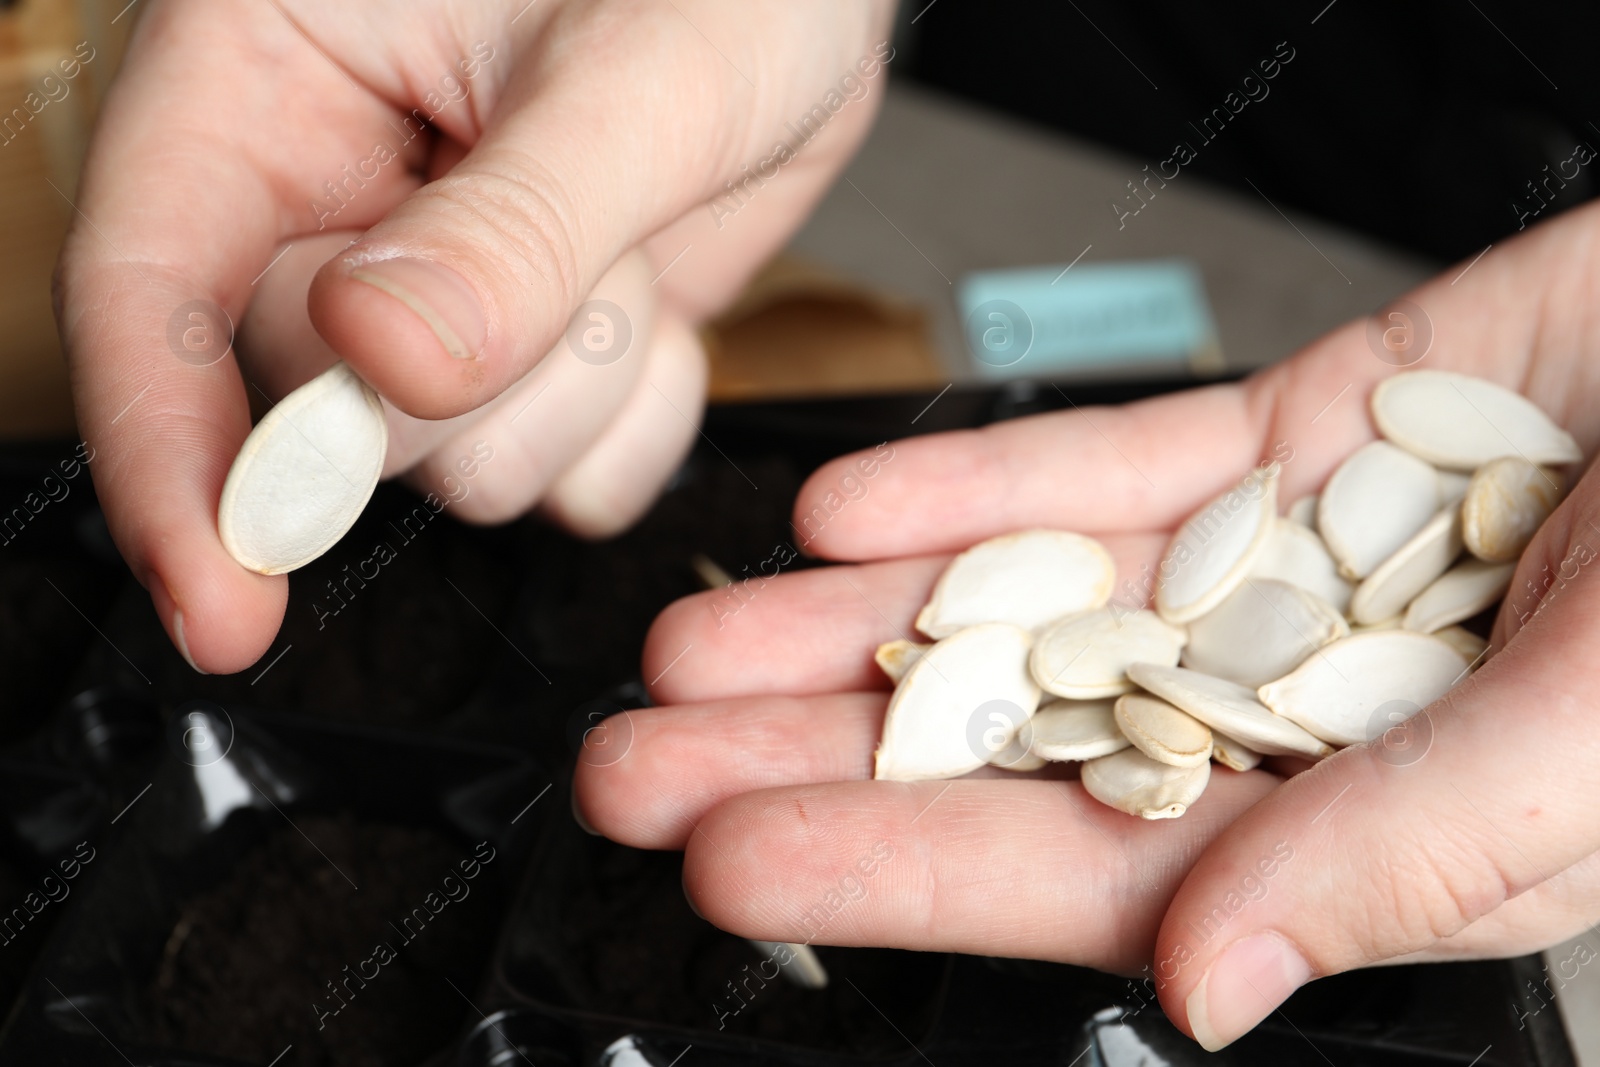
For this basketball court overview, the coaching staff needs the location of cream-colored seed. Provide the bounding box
[218,362,388,575]
[1461,457,1565,563]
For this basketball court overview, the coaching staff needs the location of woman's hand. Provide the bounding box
[575,200,1600,1049]
[58,0,894,673]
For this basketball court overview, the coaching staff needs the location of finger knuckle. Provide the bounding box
[1353,819,1512,956]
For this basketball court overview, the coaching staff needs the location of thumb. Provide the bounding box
[306,8,762,421]
[1155,486,1600,1050]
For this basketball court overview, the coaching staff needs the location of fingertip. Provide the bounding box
[308,254,488,420]
[147,548,287,675]
[642,593,711,704]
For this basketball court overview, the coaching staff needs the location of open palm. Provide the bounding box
[576,201,1600,1049]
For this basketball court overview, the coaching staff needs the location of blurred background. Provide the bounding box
[1,1,1598,1065]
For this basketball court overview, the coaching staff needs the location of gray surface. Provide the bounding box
[789,82,1439,378]
[790,83,1600,1067]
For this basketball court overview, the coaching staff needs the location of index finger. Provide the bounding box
[58,4,419,672]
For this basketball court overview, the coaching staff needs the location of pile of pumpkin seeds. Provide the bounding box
[873,370,1577,819]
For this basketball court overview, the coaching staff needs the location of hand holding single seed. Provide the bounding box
[56,0,893,671]
[577,202,1600,1051]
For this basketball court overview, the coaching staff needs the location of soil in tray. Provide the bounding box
[152,484,522,725]
[141,814,502,1067]
[549,839,942,1056]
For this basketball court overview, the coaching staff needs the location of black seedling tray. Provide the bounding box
[0,380,1580,1066]
[0,707,547,1067]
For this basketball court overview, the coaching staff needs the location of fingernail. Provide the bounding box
[683,873,707,921]
[1185,932,1311,1051]
[151,578,207,675]
[171,611,208,675]
[350,257,486,361]
[571,782,599,836]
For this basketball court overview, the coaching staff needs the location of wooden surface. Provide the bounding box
[0,0,125,438]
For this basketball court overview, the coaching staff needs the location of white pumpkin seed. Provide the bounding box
[1257,631,1469,746]
[1437,469,1473,506]
[1248,520,1353,614]
[874,623,1041,782]
[1433,625,1489,662]
[1155,463,1281,623]
[874,640,931,684]
[915,530,1114,640]
[1182,578,1347,688]
[1372,370,1581,469]
[993,744,1049,772]
[1126,663,1333,759]
[1317,441,1440,580]
[1349,506,1463,625]
[1210,731,1263,772]
[1462,457,1565,563]
[1030,609,1187,699]
[1081,748,1210,820]
[1027,699,1128,762]
[1402,559,1515,634]
[1350,614,1404,632]
[1114,693,1213,768]
[1286,494,1318,528]
[218,362,388,575]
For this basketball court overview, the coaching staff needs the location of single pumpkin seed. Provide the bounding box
[1029,608,1187,699]
[1433,625,1489,662]
[915,530,1114,640]
[1027,699,1128,762]
[1248,519,1353,614]
[1402,559,1515,634]
[875,640,931,684]
[1114,693,1213,768]
[217,362,388,575]
[1183,578,1348,688]
[1256,631,1468,746]
[1372,370,1581,469]
[1126,663,1333,759]
[1155,463,1281,623]
[1437,468,1473,506]
[1349,505,1463,625]
[1210,730,1263,772]
[1317,441,1440,580]
[1286,494,1318,528]
[1082,748,1211,820]
[874,623,1041,782]
[1461,457,1565,563]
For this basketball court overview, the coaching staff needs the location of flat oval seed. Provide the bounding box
[1030,609,1187,699]
[1286,494,1318,528]
[1248,520,1353,614]
[1027,699,1128,762]
[993,745,1049,772]
[1318,441,1440,580]
[1155,463,1280,623]
[1349,505,1463,625]
[1372,370,1582,469]
[1437,469,1472,506]
[875,640,931,684]
[875,623,1041,781]
[1462,457,1565,563]
[1184,578,1348,688]
[1434,625,1489,663]
[1082,748,1210,820]
[915,530,1114,640]
[1402,559,1515,634]
[1351,614,1404,632]
[218,362,388,575]
[1114,693,1212,768]
[1210,731,1262,772]
[1126,663,1333,759]
[1257,631,1468,746]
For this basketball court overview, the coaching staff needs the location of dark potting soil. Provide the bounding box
[151,485,522,725]
[0,555,118,743]
[552,839,942,1056]
[143,814,501,1067]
